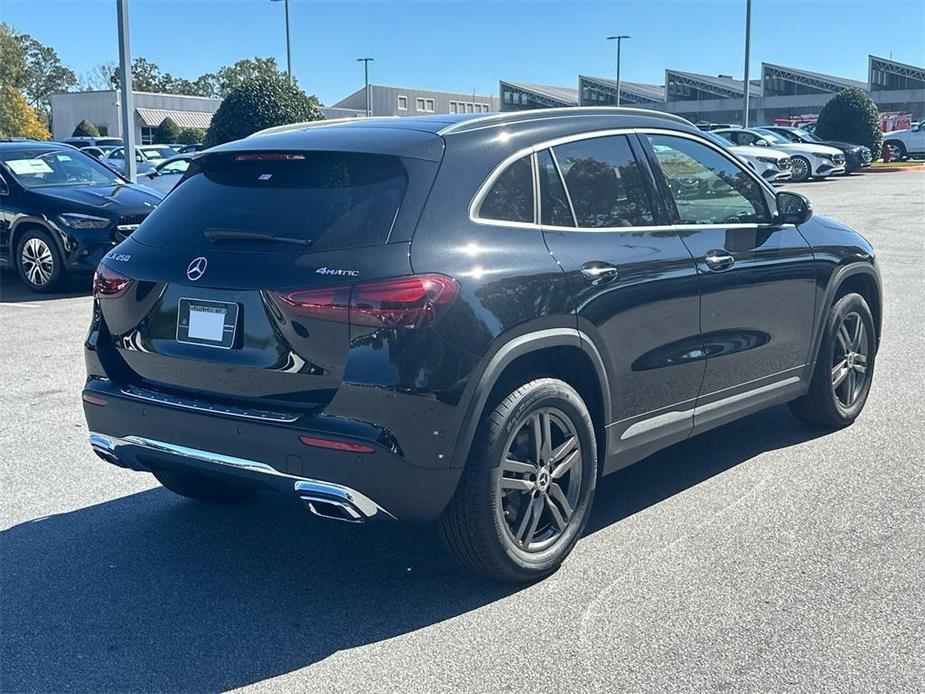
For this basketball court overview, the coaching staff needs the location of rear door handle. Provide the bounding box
[704,250,735,271]
[580,262,619,286]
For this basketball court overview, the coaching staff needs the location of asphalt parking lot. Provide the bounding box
[2,171,924,693]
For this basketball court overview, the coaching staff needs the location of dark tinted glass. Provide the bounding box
[479,155,534,224]
[553,136,654,228]
[646,134,770,225]
[133,151,409,251]
[537,149,574,227]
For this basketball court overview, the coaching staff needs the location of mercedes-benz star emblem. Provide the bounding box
[187,257,207,282]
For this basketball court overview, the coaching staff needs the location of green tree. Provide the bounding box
[212,57,287,97]
[815,88,883,157]
[153,116,182,143]
[176,126,204,145]
[0,85,51,139]
[72,119,99,137]
[204,74,322,147]
[0,23,77,123]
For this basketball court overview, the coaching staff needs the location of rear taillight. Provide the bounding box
[92,264,132,298]
[275,273,459,329]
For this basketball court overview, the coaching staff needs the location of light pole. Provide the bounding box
[357,57,374,116]
[116,0,136,182]
[606,35,631,107]
[270,0,292,83]
[742,0,752,126]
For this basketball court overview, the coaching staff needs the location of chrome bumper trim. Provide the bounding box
[88,433,395,520]
[119,384,301,423]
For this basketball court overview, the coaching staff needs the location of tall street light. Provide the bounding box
[357,57,374,116]
[742,0,752,126]
[606,35,631,107]
[270,0,292,83]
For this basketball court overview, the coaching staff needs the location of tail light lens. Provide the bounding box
[275,273,459,329]
[93,264,132,298]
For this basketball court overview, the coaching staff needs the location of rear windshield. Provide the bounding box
[132,151,410,252]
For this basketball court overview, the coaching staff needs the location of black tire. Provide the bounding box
[440,378,597,582]
[153,468,255,503]
[16,227,68,293]
[790,155,812,182]
[789,293,876,428]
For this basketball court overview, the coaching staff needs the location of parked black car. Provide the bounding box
[82,108,881,581]
[762,126,872,172]
[0,142,163,292]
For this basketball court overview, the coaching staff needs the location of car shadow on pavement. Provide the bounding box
[0,269,91,304]
[1,406,826,692]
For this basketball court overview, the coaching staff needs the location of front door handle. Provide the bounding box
[580,262,619,286]
[704,250,735,271]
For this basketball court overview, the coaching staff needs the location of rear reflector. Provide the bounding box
[93,264,132,299]
[82,393,108,406]
[299,435,375,454]
[275,273,459,329]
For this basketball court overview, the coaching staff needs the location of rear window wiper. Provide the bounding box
[204,227,312,247]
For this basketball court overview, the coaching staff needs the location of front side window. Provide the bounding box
[646,134,770,225]
[478,155,534,224]
[553,135,654,228]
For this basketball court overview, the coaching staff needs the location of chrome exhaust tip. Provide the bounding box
[301,496,365,523]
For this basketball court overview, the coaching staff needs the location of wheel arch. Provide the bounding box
[449,329,612,470]
[811,262,882,367]
[10,217,63,260]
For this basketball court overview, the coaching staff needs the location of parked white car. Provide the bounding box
[104,145,179,174]
[713,127,845,182]
[883,122,924,160]
[138,154,192,193]
[701,131,792,183]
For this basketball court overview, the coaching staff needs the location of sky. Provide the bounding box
[3,0,924,106]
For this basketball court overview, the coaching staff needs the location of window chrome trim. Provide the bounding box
[469,126,779,233]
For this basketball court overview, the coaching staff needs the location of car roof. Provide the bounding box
[215,108,699,162]
[0,140,75,151]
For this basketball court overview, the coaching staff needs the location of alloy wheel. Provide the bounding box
[831,311,870,408]
[20,237,55,287]
[791,157,810,181]
[496,407,583,552]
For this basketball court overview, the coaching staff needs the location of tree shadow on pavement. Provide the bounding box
[1,406,827,692]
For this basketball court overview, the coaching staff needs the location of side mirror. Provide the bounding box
[755,139,769,147]
[775,190,812,225]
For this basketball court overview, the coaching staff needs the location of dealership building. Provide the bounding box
[500,55,925,125]
[331,84,498,117]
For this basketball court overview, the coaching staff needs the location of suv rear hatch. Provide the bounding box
[93,134,443,412]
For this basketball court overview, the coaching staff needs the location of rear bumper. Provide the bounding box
[82,378,462,521]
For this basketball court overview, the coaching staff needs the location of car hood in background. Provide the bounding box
[774,142,844,157]
[33,183,163,213]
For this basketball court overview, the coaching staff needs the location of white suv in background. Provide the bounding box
[883,122,924,161]
[714,127,845,182]
[701,131,792,183]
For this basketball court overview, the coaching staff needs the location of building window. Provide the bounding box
[397,95,408,110]
[141,126,155,144]
[96,125,109,136]
[425,98,435,112]
[504,91,512,103]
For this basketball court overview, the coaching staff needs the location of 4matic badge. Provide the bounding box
[315,267,359,277]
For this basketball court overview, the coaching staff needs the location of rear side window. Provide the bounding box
[553,135,655,228]
[133,151,410,251]
[477,154,534,224]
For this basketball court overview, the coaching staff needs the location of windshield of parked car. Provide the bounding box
[754,129,788,145]
[791,128,822,143]
[0,148,124,189]
[141,146,178,160]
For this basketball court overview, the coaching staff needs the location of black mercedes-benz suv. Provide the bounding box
[0,141,163,292]
[82,108,881,581]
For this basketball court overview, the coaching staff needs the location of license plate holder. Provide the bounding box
[176,298,239,349]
